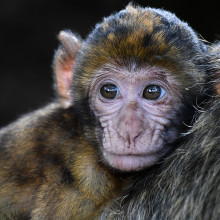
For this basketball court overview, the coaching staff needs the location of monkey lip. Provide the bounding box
[103,150,161,171]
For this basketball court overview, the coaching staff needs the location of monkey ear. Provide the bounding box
[215,74,220,95]
[53,30,82,108]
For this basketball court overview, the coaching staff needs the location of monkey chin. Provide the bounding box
[103,151,161,172]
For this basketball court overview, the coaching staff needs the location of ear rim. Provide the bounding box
[208,42,220,95]
[58,30,82,57]
[52,46,74,108]
[53,30,82,108]
[214,72,220,95]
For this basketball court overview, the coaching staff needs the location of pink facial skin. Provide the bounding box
[90,64,183,171]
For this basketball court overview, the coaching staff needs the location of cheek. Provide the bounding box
[90,97,122,117]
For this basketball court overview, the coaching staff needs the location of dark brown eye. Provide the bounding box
[100,84,118,99]
[143,85,165,100]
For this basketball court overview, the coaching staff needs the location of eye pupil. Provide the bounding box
[143,85,162,100]
[100,84,118,99]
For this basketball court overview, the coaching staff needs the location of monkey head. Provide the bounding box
[53,4,210,171]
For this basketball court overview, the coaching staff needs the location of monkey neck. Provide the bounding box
[72,140,126,198]
[61,138,128,219]
[49,104,128,217]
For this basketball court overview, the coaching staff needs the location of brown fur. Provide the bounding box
[0,104,126,219]
[0,4,217,219]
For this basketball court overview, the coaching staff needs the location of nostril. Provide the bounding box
[133,131,142,141]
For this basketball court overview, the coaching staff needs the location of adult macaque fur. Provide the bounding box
[0,4,216,220]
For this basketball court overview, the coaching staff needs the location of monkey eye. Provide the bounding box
[100,84,119,99]
[143,85,165,100]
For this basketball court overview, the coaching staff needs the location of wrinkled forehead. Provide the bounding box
[92,63,168,79]
[87,63,179,93]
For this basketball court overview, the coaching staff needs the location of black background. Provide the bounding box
[0,0,219,127]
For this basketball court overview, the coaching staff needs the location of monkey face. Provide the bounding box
[57,5,208,172]
[89,64,183,171]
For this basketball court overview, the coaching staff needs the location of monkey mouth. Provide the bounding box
[103,150,162,171]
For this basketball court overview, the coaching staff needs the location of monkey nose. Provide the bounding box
[125,131,142,149]
[120,122,142,148]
